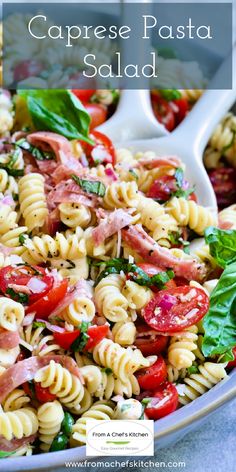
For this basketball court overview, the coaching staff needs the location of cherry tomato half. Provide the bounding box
[142,286,209,333]
[83,130,115,166]
[83,103,107,129]
[208,168,236,209]
[227,347,236,368]
[137,263,176,291]
[147,176,177,202]
[53,324,109,350]
[72,89,95,102]
[144,382,178,419]
[34,383,56,403]
[171,97,189,125]
[151,92,175,131]
[136,357,167,390]
[135,321,169,356]
[26,279,68,319]
[13,60,43,82]
[0,265,54,305]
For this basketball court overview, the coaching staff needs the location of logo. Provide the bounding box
[86,420,154,456]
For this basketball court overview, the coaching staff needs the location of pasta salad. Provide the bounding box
[0,89,235,459]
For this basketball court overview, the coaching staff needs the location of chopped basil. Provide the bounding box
[0,163,24,177]
[72,175,106,197]
[187,365,199,375]
[218,349,234,363]
[71,322,91,352]
[0,450,16,458]
[205,226,236,268]
[169,231,190,254]
[32,321,46,329]
[6,287,29,304]
[94,258,174,288]
[19,233,28,245]
[160,89,182,101]
[16,138,54,161]
[12,192,19,201]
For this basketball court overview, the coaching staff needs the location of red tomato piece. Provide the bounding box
[171,97,189,125]
[53,330,81,350]
[13,60,43,82]
[53,325,109,350]
[144,382,178,419]
[135,320,169,356]
[136,357,167,390]
[83,103,107,129]
[137,263,176,291]
[147,176,177,201]
[83,130,115,166]
[208,168,236,209]
[85,325,109,350]
[151,92,175,131]
[72,89,95,101]
[26,279,68,319]
[0,265,54,304]
[34,383,56,403]
[142,286,209,333]
[227,347,236,368]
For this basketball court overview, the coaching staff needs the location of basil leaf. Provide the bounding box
[0,163,24,177]
[6,287,29,304]
[72,175,106,197]
[17,90,93,143]
[205,226,236,268]
[187,365,199,375]
[32,321,46,329]
[0,450,16,458]
[101,367,113,375]
[202,262,236,357]
[71,322,91,352]
[16,138,54,161]
[160,90,182,101]
[19,233,27,245]
[218,349,234,363]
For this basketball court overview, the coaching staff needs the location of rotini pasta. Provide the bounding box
[70,401,115,446]
[37,400,64,452]
[166,197,217,235]
[94,273,128,322]
[0,408,38,440]
[18,173,48,231]
[0,297,24,331]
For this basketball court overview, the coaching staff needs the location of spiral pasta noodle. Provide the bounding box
[18,173,48,231]
[94,273,128,322]
[137,195,178,242]
[2,389,30,412]
[37,400,64,452]
[166,197,217,235]
[178,362,227,405]
[0,169,18,196]
[0,408,38,440]
[59,203,92,229]
[59,295,95,326]
[168,326,198,369]
[34,360,85,412]
[92,338,149,383]
[103,181,139,209]
[122,280,152,311]
[70,401,115,446]
[0,296,24,331]
[112,320,136,346]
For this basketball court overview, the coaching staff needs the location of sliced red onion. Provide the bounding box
[80,152,89,168]
[36,319,65,333]
[105,167,118,181]
[22,313,35,327]
[1,195,14,206]
[26,277,47,294]
[158,294,177,311]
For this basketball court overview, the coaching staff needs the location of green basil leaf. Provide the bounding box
[205,226,236,268]
[101,367,113,375]
[0,450,16,458]
[72,175,106,197]
[187,365,199,375]
[6,287,29,304]
[0,163,24,177]
[18,90,93,143]
[19,233,27,245]
[16,138,54,161]
[202,262,236,357]
[218,349,234,363]
[32,321,46,329]
[160,89,182,101]
[71,322,91,352]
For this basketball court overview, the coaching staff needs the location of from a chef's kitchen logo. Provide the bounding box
[86,420,154,456]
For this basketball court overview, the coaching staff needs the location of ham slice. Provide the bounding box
[0,355,84,403]
[0,329,20,349]
[137,155,181,169]
[37,159,57,174]
[48,179,101,209]
[0,434,37,452]
[122,224,206,282]
[92,209,133,246]
[27,132,83,171]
